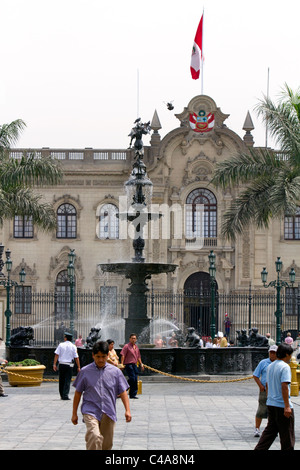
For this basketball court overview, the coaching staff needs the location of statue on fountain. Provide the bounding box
[236,327,268,347]
[128,118,151,156]
[236,329,249,346]
[10,326,34,346]
[185,327,202,348]
[249,327,269,347]
[173,329,185,347]
[85,327,102,349]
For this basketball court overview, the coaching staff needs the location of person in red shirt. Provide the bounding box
[120,334,144,399]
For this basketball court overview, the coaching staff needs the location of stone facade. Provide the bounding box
[1,94,299,339]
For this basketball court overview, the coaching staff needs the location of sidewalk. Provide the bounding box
[0,375,300,451]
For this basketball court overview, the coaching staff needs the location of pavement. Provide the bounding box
[1,373,300,454]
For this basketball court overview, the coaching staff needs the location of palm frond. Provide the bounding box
[220,181,275,240]
[220,170,300,240]
[255,90,300,159]
[0,119,26,151]
[3,188,57,231]
[211,147,284,189]
[0,153,63,189]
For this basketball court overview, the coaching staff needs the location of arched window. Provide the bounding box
[56,203,77,238]
[98,203,119,239]
[55,269,76,316]
[186,188,217,238]
[284,207,300,240]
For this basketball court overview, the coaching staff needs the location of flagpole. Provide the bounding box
[201,8,204,94]
[137,68,140,118]
[265,67,270,148]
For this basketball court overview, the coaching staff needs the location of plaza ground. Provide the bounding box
[1,374,300,451]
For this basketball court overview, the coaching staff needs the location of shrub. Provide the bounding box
[7,359,41,367]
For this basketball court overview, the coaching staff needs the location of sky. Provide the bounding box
[0,0,299,151]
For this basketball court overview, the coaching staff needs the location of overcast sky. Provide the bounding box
[1,0,299,150]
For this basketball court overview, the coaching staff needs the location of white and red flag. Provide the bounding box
[190,14,203,80]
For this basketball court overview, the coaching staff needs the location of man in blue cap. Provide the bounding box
[53,332,80,400]
[254,342,295,450]
[253,344,278,437]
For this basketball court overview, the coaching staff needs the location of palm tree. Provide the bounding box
[211,84,300,240]
[0,119,63,230]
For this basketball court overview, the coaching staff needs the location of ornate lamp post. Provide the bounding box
[208,250,216,340]
[67,249,76,341]
[261,257,296,345]
[0,248,26,346]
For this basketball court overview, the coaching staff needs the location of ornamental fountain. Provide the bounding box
[7,119,271,377]
[99,119,177,343]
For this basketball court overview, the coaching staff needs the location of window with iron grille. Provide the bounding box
[56,203,77,238]
[14,215,34,238]
[98,204,119,239]
[186,188,217,238]
[14,286,32,314]
[285,286,300,316]
[55,270,76,316]
[284,207,300,240]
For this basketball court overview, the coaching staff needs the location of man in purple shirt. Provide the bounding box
[120,333,144,399]
[71,341,131,450]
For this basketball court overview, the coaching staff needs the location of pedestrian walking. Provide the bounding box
[254,342,295,451]
[253,344,277,437]
[71,340,131,450]
[120,333,144,399]
[53,332,80,400]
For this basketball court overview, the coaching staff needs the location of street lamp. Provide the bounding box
[208,250,216,340]
[0,248,26,346]
[261,257,296,345]
[67,249,76,340]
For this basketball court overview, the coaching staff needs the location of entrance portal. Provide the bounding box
[184,272,218,338]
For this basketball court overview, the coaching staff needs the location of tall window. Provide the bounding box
[57,203,77,238]
[14,215,33,238]
[55,270,76,316]
[285,286,300,316]
[14,286,32,314]
[98,203,119,239]
[186,188,217,238]
[284,207,300,240]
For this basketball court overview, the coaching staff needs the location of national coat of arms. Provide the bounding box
[189,109,215,133]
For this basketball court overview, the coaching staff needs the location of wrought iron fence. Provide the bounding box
[9,287,300,347]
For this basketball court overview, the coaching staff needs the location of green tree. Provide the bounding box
[0,119,63,230]
[211,84,300,240]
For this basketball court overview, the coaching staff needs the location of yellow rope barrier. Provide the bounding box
[1,364,253,384]
[143,364,253,383]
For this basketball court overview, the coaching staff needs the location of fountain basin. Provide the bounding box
[6,346,268,377]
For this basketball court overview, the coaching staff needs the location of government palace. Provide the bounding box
[1,94,299,343]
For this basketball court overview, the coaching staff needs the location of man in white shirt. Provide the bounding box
[53,333,80,400]
[254,342,295,450]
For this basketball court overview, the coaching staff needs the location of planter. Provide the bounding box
[5,365,46,387]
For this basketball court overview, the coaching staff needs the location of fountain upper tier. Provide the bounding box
[100,262,177,279]
[99,118,177,340]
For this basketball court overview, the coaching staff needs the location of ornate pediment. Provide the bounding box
[175,95,229,131]
[283,260,300,279]
[183,152,214,185]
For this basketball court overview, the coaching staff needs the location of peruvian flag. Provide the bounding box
[190,14,203,80]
